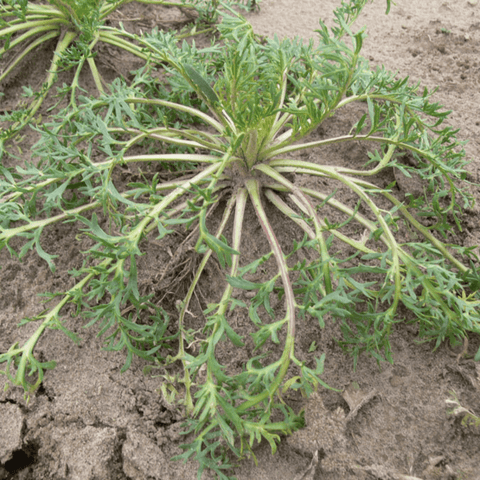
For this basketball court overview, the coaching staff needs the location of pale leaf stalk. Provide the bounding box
[241,178,296,411]
[255,163,334,294]
[1,29,77,145]
[85,31,106,94]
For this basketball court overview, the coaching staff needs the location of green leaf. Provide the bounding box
[77,213,120,244]
[222,319,244,347]
[237,252,273,275]
[34,228,58,272]
[226,275,262,290]
[216,394,244,436]
[202,233,240,269]
[184,65,219,105]
[126,255,140,301]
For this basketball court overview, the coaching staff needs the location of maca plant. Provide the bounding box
[1,0,480,478]
[0,0,235,152]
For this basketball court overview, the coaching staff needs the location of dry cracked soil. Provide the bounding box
[1,1,480,479]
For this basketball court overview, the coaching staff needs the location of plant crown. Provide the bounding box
[1,0,479,478]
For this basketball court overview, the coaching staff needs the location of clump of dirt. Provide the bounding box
[1,1,480,480]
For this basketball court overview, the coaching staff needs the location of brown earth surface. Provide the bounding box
[1,1,480,479]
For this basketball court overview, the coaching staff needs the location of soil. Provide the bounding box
[1,1,480,480]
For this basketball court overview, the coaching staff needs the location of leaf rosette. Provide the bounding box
[1,1,479,477]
